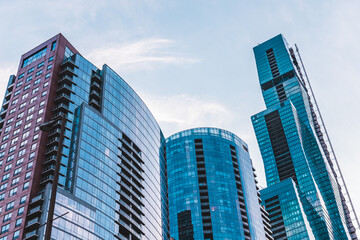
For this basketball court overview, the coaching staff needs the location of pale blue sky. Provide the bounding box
[0,0,359,227]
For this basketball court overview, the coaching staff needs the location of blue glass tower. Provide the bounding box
[251,34,357,239]
[166,128,272,240]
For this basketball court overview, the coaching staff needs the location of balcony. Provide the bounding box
[58,75,76,86]
[90,81,101,91]
[56,84,73,94]
[45,146,58,155]
[23,230,38,240]
[0,109,7,119]
[91,72,102,83]
[62,58,78,68]
[59,66,77,77]
[54,103,70,113]
[55,93,72,104]
[25,217,40,230]
[90,90,101,100]
[40,175,54,185]
[30,194,44,206]
[27,205,42,218]
[42,164,56,175]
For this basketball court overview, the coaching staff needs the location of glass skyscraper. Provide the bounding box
[251,34,358,239]
[166,128,272,240]
[0,34,169,240]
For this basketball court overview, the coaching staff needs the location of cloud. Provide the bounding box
[85,38,200,72]
[141,94,235,136]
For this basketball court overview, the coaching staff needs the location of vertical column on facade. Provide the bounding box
[89,70,102,112]
[266,48,287,103]
[263,196,287,240]
[253,166,273,240]
[194,139,213,240]
[23,55,79,238]
[229,145,251,239]
[115,133,145,240]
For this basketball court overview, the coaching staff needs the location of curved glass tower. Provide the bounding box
[166,128,271,240]
[0,34,169,240]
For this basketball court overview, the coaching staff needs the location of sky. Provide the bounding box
[0,0,359,229]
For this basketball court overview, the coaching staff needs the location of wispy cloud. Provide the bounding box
[85,38,200,71]
[141,94,235,136]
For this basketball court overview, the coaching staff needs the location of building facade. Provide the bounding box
[166,128,272,240]
[251,34,358,239]
[0,34,169,240]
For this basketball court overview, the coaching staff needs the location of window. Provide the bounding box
[2,173,10,182]
[17,207,24,215]
[4,164,12,172]
[35,70,43,76]
[0,193,4,201]
[9,108,16,115]
[1,223,9,234]
[19,102,26,109]
[11,136,18,145]
[20,140,28,148]
[6,118,14,125]
[11,177,20,186]
[36,117,42,123]
[17,112,24,119]
[15,158,23,166]
[18,73,25,79]
[9,146,16,153]
[23,84,31,91]
[43,82,49,88]
[29,152,35,159]
[6,201,14,211]
[47,64,52,70]
[15,218,22,227]
[0,143,7,150]
[4,126,12,133]
[0,183,7,192]
[24,122,31,130]
[18,149,25,157]
[27,161,33,169]
[16,81,23,88]
[7,155,14,163]
[13,230,20,239]
[38,109,44,115]
[39,100,45,107]
[6,155,14,163]
[15,120,22,128]
[11,99,18,105]
[3,212,12,223]
[21,93,29,100]
[33,79,40,85]
[25,76,32,82]
[34,126,40,132]
[14,90,21,96]
[20,196,26,204]
[25,171,31,180]
[30,96,37,104]
[45,73,51,79]
[13,129,20,136]
[33,134,39,141]
[51,41,56,51]
[32,87,39,94]
[38,61,44,68]
[23,181,29,190]
[31,143,37,151]
[0,151,5,158]
[9,187,17,196]
[22,47,47,68]
[26,114,33,122]
[28,67,34,74]
[48,56,54,62]
[41,91,47,97]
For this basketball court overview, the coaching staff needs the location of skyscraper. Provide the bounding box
[251,34,359,239]
[0,34,169,240]
[166,127,272,240]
